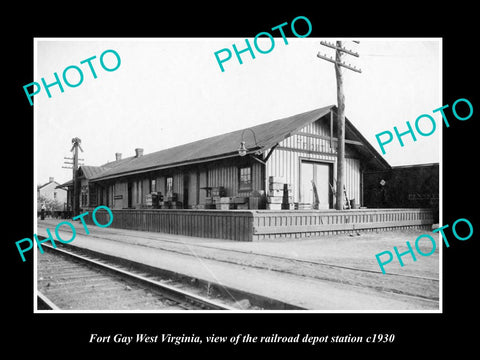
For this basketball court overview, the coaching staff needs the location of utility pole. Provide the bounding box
[317,40,361,210]
[63,138,83,216]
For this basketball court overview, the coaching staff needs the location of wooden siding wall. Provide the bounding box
[199,170,207,204]
[87,209,254,241]
[345,157,361,204]
[113,181,127,209]
[156,175,166,195]
[95,159,263,210]
[186,169,198,208]
[207,163,238,196]
[143,178,150,202]
[266,119,362,205]
[86,208,434,241]
[94,183,115,209]
[173,173,184,201]
[207,161,263,197]
[96,178,152,210]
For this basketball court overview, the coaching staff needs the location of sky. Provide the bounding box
[35,37,441,186]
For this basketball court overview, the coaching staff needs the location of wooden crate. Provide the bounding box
[267,196,283,204]
[166,193,178,202]
[296,203,312,210]
[266,203,282,210]
[212,186,226,197]
[170,201,183,209]
[268,189,292,197]
[269,182,292,190]
[216,203,233,210]
[269,176,285,183]
[268,189,283,197]
[267,196,293,204]
[269,183,284,190]
[145,194,153,206]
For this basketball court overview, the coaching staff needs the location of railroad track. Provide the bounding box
[37,244,236,311]
[85,229,440,302]
[36,224,439,305]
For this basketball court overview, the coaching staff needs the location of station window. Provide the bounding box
[81,185,88,207]
[81,193,88,207]
[150,178,156,193]
[166,176,173,194]
[239,166,252,191]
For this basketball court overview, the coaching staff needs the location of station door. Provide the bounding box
[300,161,332,209]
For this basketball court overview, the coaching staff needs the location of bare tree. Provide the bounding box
[38,194,62,212]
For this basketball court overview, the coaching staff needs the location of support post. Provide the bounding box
[72,141,79,216]
[335,41,346,210]
[317,40,361,209]
[69,137,83,217]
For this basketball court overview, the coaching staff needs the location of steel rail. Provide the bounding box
[40,244,236,311]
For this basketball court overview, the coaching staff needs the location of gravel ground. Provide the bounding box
[130,229,440,300]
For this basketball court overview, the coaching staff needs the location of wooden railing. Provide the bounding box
[251,208,434,240]
[87,208,434,242]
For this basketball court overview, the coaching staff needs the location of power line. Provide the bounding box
[317,40,362,73]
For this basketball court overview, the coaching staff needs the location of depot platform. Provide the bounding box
[86,207,434,241]
[35,218,440,311]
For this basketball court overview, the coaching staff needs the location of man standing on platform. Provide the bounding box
[40,203,46,220]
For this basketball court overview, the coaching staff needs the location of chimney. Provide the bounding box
[115,152,122,161]
[49,177,54,182]
[135,148,144,158]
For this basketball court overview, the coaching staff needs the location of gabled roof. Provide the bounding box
[56,180,72,189]
[56,153,136,188]
[38,180,61,190]
[80,154,137,179]
[79,166,111,179]
[89,105,389,182]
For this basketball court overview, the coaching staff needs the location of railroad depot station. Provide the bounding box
[57,105,439,242]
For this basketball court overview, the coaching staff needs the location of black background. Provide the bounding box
[5,4,478,355]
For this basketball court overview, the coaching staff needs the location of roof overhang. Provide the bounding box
[90,150,263,183]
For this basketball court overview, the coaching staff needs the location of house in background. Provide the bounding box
[37,177,67,212]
